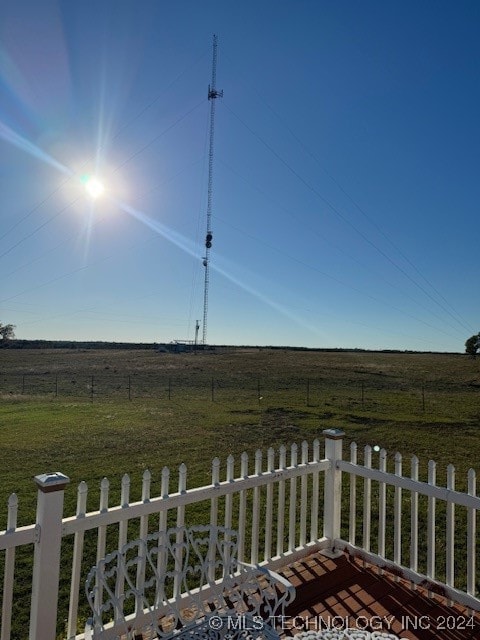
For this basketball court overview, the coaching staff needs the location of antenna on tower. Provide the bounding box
[202,34,223,345]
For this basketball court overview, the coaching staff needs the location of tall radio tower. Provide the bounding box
[202,34,223,345]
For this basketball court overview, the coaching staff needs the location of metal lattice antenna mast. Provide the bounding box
[202,34,223,345]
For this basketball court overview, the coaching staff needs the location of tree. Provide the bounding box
[0,323,16,342]
[465,333,480,358]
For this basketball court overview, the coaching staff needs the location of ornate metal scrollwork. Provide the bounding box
[85,525,295,640]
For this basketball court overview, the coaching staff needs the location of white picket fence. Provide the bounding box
[1,429,480,640]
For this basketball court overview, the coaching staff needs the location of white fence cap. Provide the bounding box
[323,428,345,439]
[34,472,70,491]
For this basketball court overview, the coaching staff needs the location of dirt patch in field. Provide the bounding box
[230,406,309,425]
[262,407,311,422]
[345,414,390,426]
[227,407,309,445]
[233,421,302,445]
[230,409,259,415]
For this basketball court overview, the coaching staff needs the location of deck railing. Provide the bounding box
[336,441,480,610]
[1,429,480,640]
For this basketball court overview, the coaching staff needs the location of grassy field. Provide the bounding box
[1,347,480,638]
[1,347,480,521]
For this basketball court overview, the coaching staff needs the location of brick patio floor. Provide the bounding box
[281,552,480,640]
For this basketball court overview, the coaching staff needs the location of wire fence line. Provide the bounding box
[0,371,476,413]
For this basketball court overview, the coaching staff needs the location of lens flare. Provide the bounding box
[83,175,105,198]
[0,120,72,176]
[115,199,321,336]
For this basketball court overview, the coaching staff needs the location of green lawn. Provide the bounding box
[1,348,480,521]
[1,348,480,638]
[0,349,480,526]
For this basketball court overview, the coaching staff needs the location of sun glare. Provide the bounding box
[83,175,105,199]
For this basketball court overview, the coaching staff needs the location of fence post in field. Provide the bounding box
[322,428,344,557]
[29,472,70,640]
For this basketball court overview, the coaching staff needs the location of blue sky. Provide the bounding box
[1,0,479,351]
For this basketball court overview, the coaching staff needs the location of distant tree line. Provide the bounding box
[3,319,477,356]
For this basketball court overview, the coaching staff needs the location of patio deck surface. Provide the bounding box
[281,551,480,640]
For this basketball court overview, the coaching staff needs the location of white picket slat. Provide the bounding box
[224,455,234,530]
[238,452,248,562]
[156,467,170,606]
[378,449,386,559]
[115,474,130,622]
[174,464,187,597]
[1,494,18,640]
[276,446,287,557]
[349,442,357,546]
[363,445,372,553]
[264,448,274,561]
[67,482,88,639]
[410,456,419,576]
[427,460,436,583]
[394,453,402,571]
[288,444,298,552]
[299,441,308,547]
[467,468,476,596]
[250,450,262,564]
[135,470,151,615]
[310,439,320,542]
[446,464,455,588]
[95,477,110,614]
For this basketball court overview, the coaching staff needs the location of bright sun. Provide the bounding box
[83,176,105,199]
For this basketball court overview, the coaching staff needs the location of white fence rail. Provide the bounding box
[337,441,480,611]
[1,429,480,640]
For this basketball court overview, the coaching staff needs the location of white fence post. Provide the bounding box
[323,429,344,557]
[29,472,70,640]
